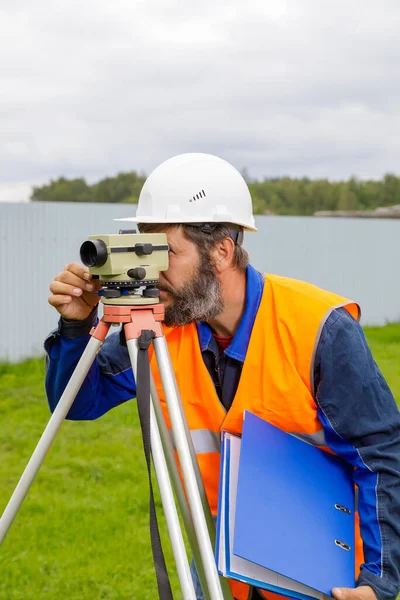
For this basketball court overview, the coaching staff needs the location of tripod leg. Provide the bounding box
[153,337,232,600]
[125,338,197,599]
[149,376,212,600]
[154,341,216,537]
[0,329,109,546]
[165,363,233,600]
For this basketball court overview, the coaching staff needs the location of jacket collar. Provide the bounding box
[196,264,264,362]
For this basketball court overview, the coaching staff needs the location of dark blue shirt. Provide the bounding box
[44,265,400,600]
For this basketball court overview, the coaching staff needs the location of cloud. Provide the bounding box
[1,0,400,201]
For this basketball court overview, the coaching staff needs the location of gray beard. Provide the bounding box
[161,262,224,327]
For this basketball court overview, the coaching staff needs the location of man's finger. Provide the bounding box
[54,270,93,291]
[332,588,349,600]
[64,262,90,280]
[50,281,83,297]
[332,585,377,600]
[48,294,72,308]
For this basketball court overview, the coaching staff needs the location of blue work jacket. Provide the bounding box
[45,265,400,600]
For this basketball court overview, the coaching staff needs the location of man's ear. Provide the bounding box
[211,237,235,273]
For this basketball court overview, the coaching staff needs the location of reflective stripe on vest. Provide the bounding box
[170,428,221,455]
[170,427,326,455]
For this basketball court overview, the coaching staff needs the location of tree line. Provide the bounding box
[31,171,400,216]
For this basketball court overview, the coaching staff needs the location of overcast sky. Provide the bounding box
[1,0,400,201]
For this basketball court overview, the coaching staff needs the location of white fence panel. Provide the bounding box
[1,202,399,363]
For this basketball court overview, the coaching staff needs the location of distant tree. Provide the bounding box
[31,170,400,216]
[379,173,400,207]
[240,167,253,184]
[31,171,146,204]
[92,172,146,204]
[347,176,360,197]
[337,188,359,211]
[31,177,92,203]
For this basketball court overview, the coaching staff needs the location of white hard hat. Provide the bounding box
[115,153,257,231]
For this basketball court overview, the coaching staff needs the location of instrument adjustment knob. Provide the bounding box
[143,287,160,298]
[127,267,147,280]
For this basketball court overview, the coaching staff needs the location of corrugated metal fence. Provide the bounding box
[1,201,400,363]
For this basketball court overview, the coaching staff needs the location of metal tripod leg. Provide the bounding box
[152,336,232,600]
[151,337,233,600]
[149,374,213,600]
[125,335,196,599]
[0,330,109,545]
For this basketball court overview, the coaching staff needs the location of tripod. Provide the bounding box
[0,302,233,600]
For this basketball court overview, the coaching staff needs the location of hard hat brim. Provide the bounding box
[114,216,258,232]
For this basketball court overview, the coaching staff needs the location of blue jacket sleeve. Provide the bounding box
[315,308,400,600]
[45,313,136,420]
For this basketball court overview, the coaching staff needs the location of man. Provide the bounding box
[46,153,400,600]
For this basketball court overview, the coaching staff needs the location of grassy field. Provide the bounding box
[0,324,399,599]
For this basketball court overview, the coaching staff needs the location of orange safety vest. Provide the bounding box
[150,274,364,600]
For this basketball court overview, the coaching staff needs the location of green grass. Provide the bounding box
[363,323,400,400]
[0,360,179,599]
[0,325,399,599]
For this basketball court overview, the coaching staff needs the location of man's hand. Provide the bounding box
[48,262,102,321]
[332,585,377,600]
